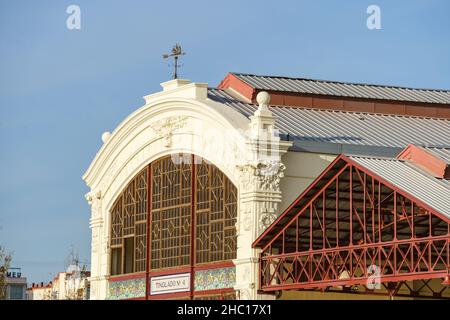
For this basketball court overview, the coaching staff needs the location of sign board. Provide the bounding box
[150,273,190,295]
[7,268,22,278]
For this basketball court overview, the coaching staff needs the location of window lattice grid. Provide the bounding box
[151,207,191,270]
[135,169,148,223]
[135,222,147,272]
[109,167,148,274]
[150,156,192,270]
[195,162,237,264]
[111,196,123,247]
[196,210,209,263]
[223,179,237,260]
[110,155,237,275]
[123,180,136,236]
[151,161,162,210]
[196,161,210,211]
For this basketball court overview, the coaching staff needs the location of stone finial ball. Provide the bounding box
[102,131,111,143]
[256,91,271,105]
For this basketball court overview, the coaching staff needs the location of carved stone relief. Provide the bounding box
[150,116,188,147]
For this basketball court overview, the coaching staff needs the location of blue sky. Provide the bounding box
[0,0,449,284]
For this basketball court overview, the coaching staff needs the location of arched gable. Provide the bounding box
[83,95,249,214]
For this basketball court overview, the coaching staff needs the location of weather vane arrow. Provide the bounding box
[163,43,186,79]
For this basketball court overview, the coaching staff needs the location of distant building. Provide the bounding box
[27,269,90,300]
[5,268,27,300]
[27,282,52,300]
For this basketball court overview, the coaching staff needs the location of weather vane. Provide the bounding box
[163,44,186,79]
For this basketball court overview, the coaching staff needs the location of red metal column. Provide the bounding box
[349,165,353,277]
[145,164,152,299]
[296,217,299,253]
[363,172,367,270]
[336,177,339,247]
[309,205,313,283]
[190,154,196,299]
[322,191,326,248]
[349,165,353,246]
[363,173,367,243]
[371,177,375,243]
[447,222,450,273]
[394,191,397,275]
[410,202,414,272]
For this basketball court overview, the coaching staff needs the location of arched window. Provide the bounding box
[110,167,148,275]
[109,154,237,276]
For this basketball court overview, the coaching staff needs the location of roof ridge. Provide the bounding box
[272,104,450,121]
[209,88,450,121]
[348,155,401,161]
[231,72,450,93]
[421,146,450,150]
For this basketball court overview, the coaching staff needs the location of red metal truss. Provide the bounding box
[256,156,450,294]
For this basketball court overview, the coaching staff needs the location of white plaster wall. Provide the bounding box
[28,288,47,300]
[279,152,337,214]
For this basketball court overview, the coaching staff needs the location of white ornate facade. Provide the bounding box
[83,79,332,300]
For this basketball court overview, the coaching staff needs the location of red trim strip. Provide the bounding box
[109,273,146,282]
[147,291,190,300]
[217,73,255,101]
[147,267,192,278]
[193,287,235,296]
[194,261,234,271]
[147,288,235,300]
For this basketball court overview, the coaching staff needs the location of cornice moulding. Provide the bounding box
[83,97,249,188]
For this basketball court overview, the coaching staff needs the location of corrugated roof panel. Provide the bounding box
[233,73,450,104]
[350,157,450,218]
[208,89,450,150]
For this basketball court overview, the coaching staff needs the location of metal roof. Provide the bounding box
[422,147,450,164]
[208,89,450,155]
[232,73,450,105]
[349,156,450,218]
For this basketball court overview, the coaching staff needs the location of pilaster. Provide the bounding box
[234,92,292,299]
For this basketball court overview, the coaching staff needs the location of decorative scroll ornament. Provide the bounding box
[236,164,257,190]
[86,190,103,253]
[85,190,102,205]
[85,192,93,205]
[256,160,286,190]
[237,160,286,191]
[150,116,188,147]
[259,207,277,232]
[85,190,103,219]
